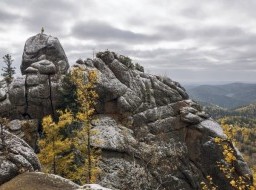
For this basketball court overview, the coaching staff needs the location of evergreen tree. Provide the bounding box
[58,73,79,114]
[1,54,15,86]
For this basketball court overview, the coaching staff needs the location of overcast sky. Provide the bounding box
[1,0,256,84]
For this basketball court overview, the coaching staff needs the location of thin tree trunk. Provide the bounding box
[48,75,55,120]
[53,139,56,174]
[87,125,91,183]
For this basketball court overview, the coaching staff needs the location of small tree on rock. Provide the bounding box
[1,54,15,86]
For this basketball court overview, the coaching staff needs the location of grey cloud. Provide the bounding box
[153,24,252,50]
[122,46,256,73]
[0,8,20,24]
[180,7,206,20]
[194,26,244,39]
[137,48,256,84]
[1,0,256,83]
[23,13,64,35]
[5,0,77,35]
[64,42,127,53]
[72,20,160,43]
[158,25,188,41]
[158,24,248,43]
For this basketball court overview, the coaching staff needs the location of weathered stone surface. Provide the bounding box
[26,75,40,86]
[6,119,39,151]
[76,58,84,64]
[92,115,136,151]
[82,51,252,190]
[8,120,22,131]
[0,41,253,190]
[21,33,69,75]
[0,99,11,115]
[0,34,69,120]
[9,77,26,106]
[80,184,112,190]
[0,130,41,185]
[0,172,79,190]
[0,88,7,101]
[25,67,38,74]
[31,60,56,75]
[0,172,111,190]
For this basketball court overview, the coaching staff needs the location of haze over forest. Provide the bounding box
[1,0,256,84]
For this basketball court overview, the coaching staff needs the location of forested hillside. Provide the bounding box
[187,83,256,109]
[201,102,256,187]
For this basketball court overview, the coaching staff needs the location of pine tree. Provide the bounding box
[58,73,79,114]
[1,54,15,86]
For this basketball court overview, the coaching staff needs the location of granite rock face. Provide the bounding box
[0,33,69,120]
[74,51,252,190]
[21,33,69,75]
[0,172,79,190]
[0,130,41,185]
[0,172,111,190]
[6,119,39,151]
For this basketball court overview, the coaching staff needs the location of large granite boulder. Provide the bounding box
[0,130,41,185]
[0,172,79,190]
[6,119,39,151]
[21,33,69,75]
[0,172,111,190]
[0,34,69,120]
[73,51,252,190]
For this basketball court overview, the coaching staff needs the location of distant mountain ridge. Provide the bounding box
[186,83,256,109]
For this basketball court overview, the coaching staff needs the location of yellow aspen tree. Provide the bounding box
[38,109,74,176]
[71,67,100,184]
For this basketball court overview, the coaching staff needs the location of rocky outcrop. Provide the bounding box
[6,120,39,151]
[0,172,79,190]
[21,33,69,75]
[0,130,41,185]
[0,33,69,120]
[0,172,111,190]
[73,51,252,190]
[0,33,253,190]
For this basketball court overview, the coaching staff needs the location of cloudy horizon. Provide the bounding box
[1,0,256,85]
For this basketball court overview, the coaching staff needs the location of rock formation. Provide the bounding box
[75,51,252,190]
[0,130,41,185]
[0,172,111,190]
[21,33,69,75]
[0,34,253,190]
[6,119,39,151]
[0,33,69,120]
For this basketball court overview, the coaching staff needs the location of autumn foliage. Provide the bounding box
[201,117,255,190]
[38,67,100,184]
